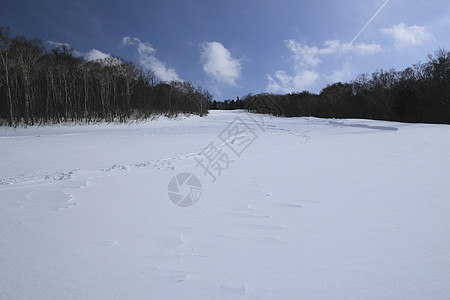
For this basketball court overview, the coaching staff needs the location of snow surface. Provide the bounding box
[1,110,450,299]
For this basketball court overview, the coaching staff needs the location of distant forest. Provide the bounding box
[1,26,449,126]
[214,48,450,124]
[0,26,210,127]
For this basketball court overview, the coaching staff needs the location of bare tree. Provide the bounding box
[0,27,211,126]
[0,26,14,126]
[10,36,44,125]
[119,61,140,117]
[427,48,450,110]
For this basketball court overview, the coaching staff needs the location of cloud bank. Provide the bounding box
[380,23,433,50]
[267,69,319,94]
[200,42,241,86]
[267,39,381,93]
[122,36,181,82]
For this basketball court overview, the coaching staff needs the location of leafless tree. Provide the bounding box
[0,26,14,126]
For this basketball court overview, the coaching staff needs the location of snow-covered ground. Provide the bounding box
[1,110,450,299]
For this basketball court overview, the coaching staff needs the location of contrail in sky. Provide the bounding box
[350,0,390,44]
[334,0,390,63]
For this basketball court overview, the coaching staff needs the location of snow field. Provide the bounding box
[1,110,450,299]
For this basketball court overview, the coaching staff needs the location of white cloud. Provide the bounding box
[267,39,380,93]
[267,70,319,94]
[325,62,353,84]
[47,41,108,60]
[286,39,381,68]
[72,50,84,57]
[200,42,241,86]
[380,23,433,50]
[122,36,181,82]
[46,40,70,48]
[285,40,323,67]
[348,42,382,55]
[86,49,111,61]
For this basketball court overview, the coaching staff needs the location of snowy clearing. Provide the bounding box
[1,110,450,299]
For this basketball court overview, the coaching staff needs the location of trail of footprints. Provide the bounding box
[0,152,202,188]
[1,121,310,195]
[1,124,314,296]
[0,152,202,214]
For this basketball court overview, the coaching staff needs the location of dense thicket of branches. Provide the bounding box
[240,49,450,124]
[0,27,210,127]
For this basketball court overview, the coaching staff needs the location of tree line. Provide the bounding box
[209,96,246,110]
[239,48,450,124]
[0,26,210,127]
[2,25,449,126]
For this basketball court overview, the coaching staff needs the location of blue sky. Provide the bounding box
[2,0,449,100]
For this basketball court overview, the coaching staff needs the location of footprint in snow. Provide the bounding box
[220,283,250,295]
[102,164,128,172]
[45,171,73,181]
[165,272,191,283]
